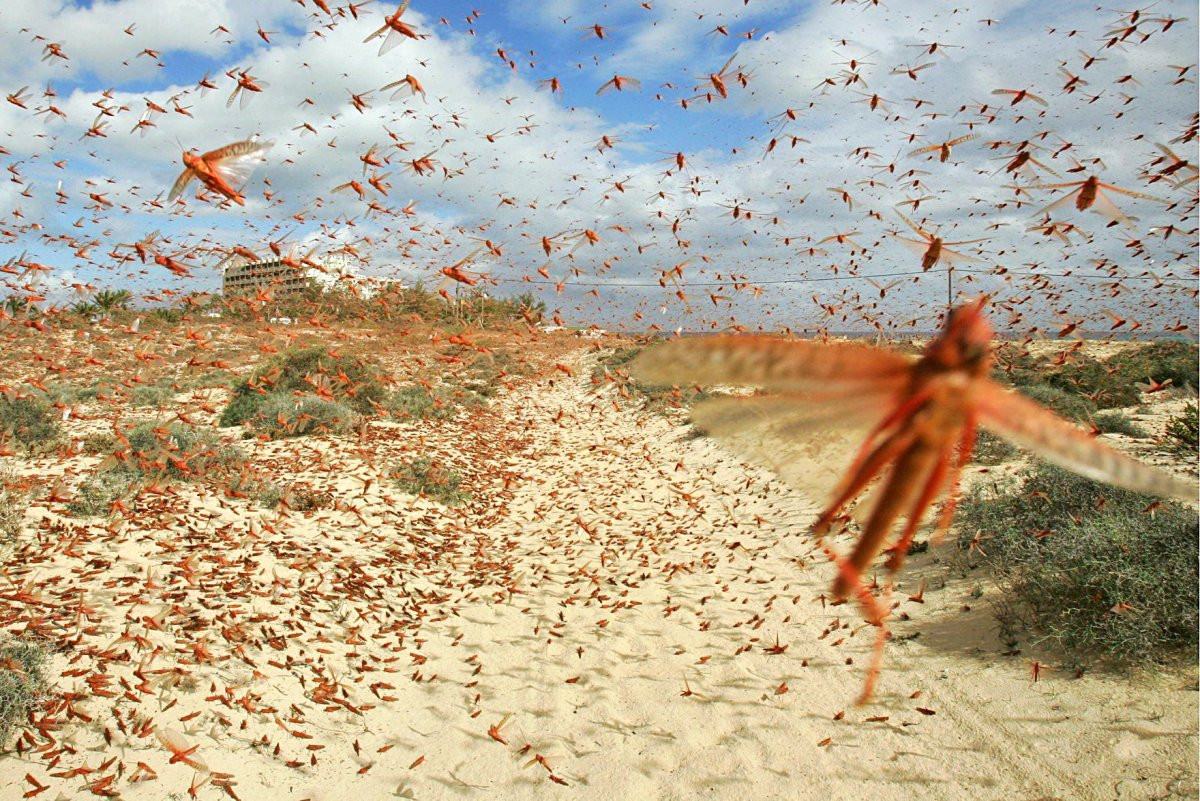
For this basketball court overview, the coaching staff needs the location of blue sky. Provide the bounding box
[0,0,1196,334]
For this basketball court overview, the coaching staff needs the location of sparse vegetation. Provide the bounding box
[0,394,60,451]
[971,430,1020,465]
[391,456,468,505]
[66,470,137,518]
[129,380,177,408]
[956,463,1198,664]
[244,395,360,439]
[67,423,249,517]
[1092,410,1148,438]
[256,482,333,512]
[220,346,390,430]
[0,472,26,541]
[1164,403,1198,458]
[0,638,48,749]
[1015,382,1096,422]
[996,342,1199,410]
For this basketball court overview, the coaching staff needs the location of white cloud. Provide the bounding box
[0,0,1195,334]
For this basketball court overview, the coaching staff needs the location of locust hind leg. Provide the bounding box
[834,444,943,704]
[812,425,918,539]
[814,390,935,537]
[929,419,978,543]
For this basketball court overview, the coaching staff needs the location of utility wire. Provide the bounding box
[491,268,1195,289]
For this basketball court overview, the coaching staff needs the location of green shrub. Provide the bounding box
[1092,411,1148,438]
[79,432,117,454]
[117,422,245,481]
[43,382,100,406]
[129,381,176,408]
[245,395,359,439]
[221,347,389,427]
[971,430,1019,465]
[956,463,1198,664]
[0,639,47,749]
[219,391,268,428]
[0,395,60,451]
[1107,342,1198,393]
[68,423,247,517]
[0,474,26,540]
[387,385,443,420]
[183,369,234,391]
[66,471,136,518]
[1016,383,1096,422]
[391,457,468,505]
[1164,403,1198,458]
[259,483,333,512]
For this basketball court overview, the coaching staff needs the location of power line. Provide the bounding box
[490,268,1195,289]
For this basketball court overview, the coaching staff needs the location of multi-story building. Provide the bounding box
[220,255,317,298]
[219,250,402,300]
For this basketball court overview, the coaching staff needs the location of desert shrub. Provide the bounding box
[387,385,444,420]
[43,382,100,405]
[991,345,1045,387]
[66,471,137,518]
[0,473,26,540]
[1164,403,1198,458]
[1092,411,1148,438]
[256,481,284,508]
[221,347,389,427]
[220,391,267,428]
[244,395,359,439]
[117,423,246,481]
[1038,353,1134,408]
[130,381,176,408]
[0,639,48,749]
[1016,383,1096,422]
[79,432,117,454]
[459,350,528,397]
[68,424,247,517]
[971,430,1019,465]
[183,369,235,390]
[391,456,468,505]
[1107,342,1198,394]
[1024,343,1200,410]
[0,395,60,451]
[259,483,333,512]
[956,463,1198,664]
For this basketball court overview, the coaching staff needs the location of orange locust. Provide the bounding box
[633,297,1192,704]
[908,133,979,162]
[167,138,272,207]
[596,75,641,95]
[1025,175,1168,226]
[364,1,423,55]
[438,247,486,286]
[156,727,208,771]
[892,211,988,270]
[699,55,738,99]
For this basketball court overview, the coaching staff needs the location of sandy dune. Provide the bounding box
[1,346,1196,801]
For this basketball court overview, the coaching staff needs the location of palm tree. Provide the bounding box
[3,295,31,318]
[93,289,132,316]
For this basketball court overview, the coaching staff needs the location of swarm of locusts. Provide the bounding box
[634,297,1193,703]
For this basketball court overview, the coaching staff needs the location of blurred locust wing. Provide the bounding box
[976,379,1193,500]
[632,336,914,499]
[632,335,912,395]
[203,138,273,192]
